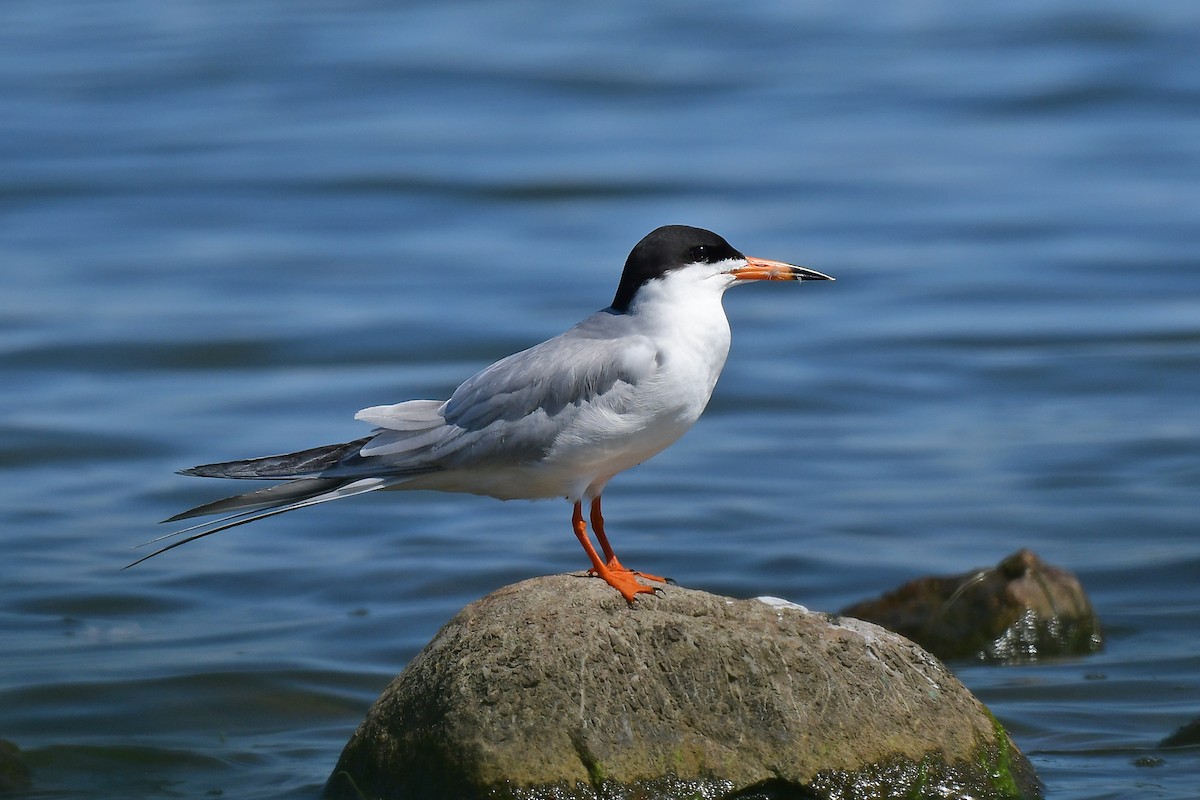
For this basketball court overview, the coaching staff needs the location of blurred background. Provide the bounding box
[1,1,1197,797]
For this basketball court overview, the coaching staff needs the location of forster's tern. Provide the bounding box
[136,225,833,602]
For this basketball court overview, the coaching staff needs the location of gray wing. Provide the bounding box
[357,312,658,468]
[141,314,656,564]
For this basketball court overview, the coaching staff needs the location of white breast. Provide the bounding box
[537,264,736,499]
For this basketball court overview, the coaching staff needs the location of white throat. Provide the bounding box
[624,260,739,404]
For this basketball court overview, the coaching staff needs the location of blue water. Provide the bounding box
[2,1,1198,797]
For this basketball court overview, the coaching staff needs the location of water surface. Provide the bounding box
[2,2,1199,797]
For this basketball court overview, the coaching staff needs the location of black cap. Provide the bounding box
[610,226,744,313]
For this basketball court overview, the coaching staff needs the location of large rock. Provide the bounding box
[325,575,1040,799]
[841,549,1102,663]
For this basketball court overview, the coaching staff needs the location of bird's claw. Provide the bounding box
[587,563,661,603]
[594,557,669,585]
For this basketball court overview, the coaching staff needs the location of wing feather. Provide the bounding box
[443,317,656,431]
[351,313,658,470]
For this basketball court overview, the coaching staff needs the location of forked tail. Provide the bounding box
[128,476,397,568]
[130,436,430,567]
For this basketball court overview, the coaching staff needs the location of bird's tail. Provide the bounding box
[129,436,421,568]
[128,476,398,568]
[180,436,375,480]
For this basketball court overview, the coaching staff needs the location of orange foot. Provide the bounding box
[588,562,660,603]
[591,557,670,585]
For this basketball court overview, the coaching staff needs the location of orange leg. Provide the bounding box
[572,501,657,603]
[590,496,618,564]
[589,497,668,584]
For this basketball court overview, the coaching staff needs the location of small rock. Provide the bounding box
[0,740,32,792]
[1160,717,1200,748]
[325,575,1041,799]
[840,549,1102,663]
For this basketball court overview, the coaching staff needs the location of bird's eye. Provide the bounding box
[689,245,710,263]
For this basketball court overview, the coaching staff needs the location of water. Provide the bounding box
[2,1,1198,797]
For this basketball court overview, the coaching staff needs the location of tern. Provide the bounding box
[135,225,833,601]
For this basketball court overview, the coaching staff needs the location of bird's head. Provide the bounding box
[609,225,833,313]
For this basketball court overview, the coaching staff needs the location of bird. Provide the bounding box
[134,225,833,602]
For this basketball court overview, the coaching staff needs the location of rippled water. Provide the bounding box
[2,2,1199,798]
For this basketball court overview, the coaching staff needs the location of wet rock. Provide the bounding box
[0,740,32,792]
[1160,717,1200,748]
[840,549,1102,663]
[325,575,1041,800]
